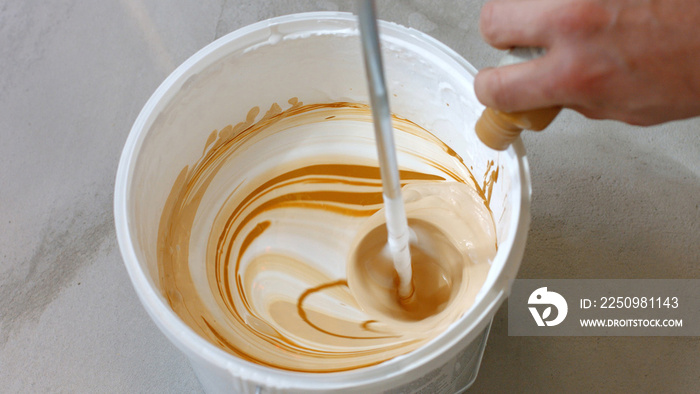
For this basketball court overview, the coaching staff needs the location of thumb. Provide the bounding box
[474,56,561,112]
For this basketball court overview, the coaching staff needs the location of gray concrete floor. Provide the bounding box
[1,0,698,392]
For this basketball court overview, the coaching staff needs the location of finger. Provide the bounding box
[568,105,608,121]
[474,55,561,112]
[480,0,562,49]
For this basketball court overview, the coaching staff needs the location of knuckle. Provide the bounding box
[550,0,611,37]
[555,52,614,102]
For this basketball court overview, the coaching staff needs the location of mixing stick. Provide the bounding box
[357,0,414,301]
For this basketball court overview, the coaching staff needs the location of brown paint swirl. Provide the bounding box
[157,100,497,372]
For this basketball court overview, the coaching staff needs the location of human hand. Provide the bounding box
[474,0,700,125]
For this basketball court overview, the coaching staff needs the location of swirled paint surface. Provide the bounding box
[157,99,498,372]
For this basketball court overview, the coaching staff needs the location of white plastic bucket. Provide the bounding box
[114,12,531,393]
